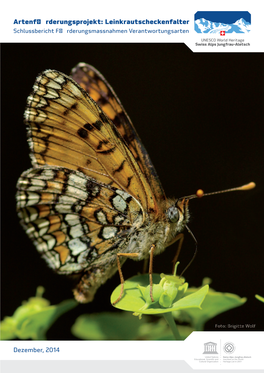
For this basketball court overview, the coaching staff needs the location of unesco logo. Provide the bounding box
[194,11,251,34]
[223,342,236,354]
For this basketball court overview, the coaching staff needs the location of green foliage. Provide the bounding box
[71,312,193,340]
[110,271,248,339]
[73,275,247,341]
[1,273,249,340]
[72,312,149,340]
[173,278,247,331]
[111,273,209,316]
[0,287,77,340]
[255,294,264,303]
[110,263,209,339]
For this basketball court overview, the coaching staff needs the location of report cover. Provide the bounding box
[1,1,263,372]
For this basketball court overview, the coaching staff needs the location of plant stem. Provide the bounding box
[163,312,181,340]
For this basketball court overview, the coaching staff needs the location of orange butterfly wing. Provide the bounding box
[24,69,158,214]
[70,63,166,203]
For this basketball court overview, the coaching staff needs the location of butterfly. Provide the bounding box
[16,63,191,304]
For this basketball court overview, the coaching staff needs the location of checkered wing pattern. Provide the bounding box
[16,66,168,302]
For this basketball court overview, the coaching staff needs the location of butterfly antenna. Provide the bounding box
[179,182,255,277]
[181,182,256,200]
[179,225,197,278]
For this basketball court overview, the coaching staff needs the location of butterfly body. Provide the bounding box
[16,64,189,303]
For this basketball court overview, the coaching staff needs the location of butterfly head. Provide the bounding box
[166,198,190,232]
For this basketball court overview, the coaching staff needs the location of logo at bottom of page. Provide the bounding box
[203,342,218,354]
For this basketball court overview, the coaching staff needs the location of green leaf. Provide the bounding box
[111,274,209,315]
[0,287,77,340]
[72,312,149,340]
[0,317,17,340]
[255,294,264,303]
[175,283,247,330]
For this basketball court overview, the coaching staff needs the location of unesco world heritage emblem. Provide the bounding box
[203,342,218,354]
[195,11,251,34]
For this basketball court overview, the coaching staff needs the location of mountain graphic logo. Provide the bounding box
[195,11,251,34]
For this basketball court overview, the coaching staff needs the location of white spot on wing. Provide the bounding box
[59,263,83,273]
[70,225,84,238]
[96,211,107,224]
[77,251,88,264]
[112,195,127,213]
[68,173,87,189]
[55,204,73,214]
[65,214,80,226]
[26,192,41,206]
[43,235,56,250]
[116,190,131,200]
[67,185,87,200]
[44,88,59,99]
[46,80,62,90]
[68,238,88,255]
[102,226,118,239]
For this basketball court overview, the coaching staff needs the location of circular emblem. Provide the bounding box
[223,342,235,354]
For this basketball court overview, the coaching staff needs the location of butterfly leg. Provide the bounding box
[148,244,156,302]
[142,258,148,274]
[171,233,184,273]
[112,252,140,305]
[113,243,156,305]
